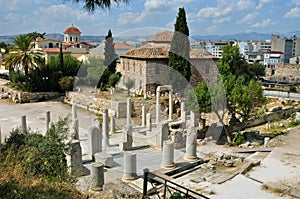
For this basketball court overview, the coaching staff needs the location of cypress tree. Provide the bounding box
[168,7,191,92]
[104,29,117,74]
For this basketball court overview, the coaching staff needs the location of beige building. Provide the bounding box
[116,31,218,94]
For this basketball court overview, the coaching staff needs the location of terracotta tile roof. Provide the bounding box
[64,26,81,34]
[122,47,168,59]
[148,30,173,43]
[36,38,59,42]
[190,49,217,59]
[114,42,134,49]
[43,48,71,53]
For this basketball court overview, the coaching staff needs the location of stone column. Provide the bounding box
[67,140,83,174]
[190,111,196,128]
[161,140,175,169]
[72,103,78,120]
[142,106,146,127]
[88,126,102,159]
[184,127,198,161]
[156,90,160,123]
[180,101,185,119]
[21,115,27,131]
[110,115,116,134]
[146,113,152,131]
[102,109,109,147]
[122,152,137,181]
[156,121,169,149]
[73,118,79,140]
[126,98,131,126]
[45,110,50,132]
[90,163,104,190]
[168,89,173,121]
[120,124,133,151]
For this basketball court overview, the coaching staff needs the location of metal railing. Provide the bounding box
[142,168,210,199]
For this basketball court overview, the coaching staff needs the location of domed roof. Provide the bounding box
[64,25,81,34]
[149,31,173,43]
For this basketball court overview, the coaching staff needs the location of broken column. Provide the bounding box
[146,113,152,131]
[120,124,133,151]
[156,89,160,123]
[180,101,185,119]
[184,127,198,161]
[21,115,27,131]
[90,163,104,190]
[122,152,138,181]
[102,108,109,147]
[110,115,116,134]
[73,118,79,140]
[67,140,83,174]
[88,126,102,159]
[45,110,50,132]
[142,106,146,127]
[169,89,173,121]
[156,121,169,149]
[161,140,175,169]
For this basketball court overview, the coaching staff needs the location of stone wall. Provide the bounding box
[0,85,60,103]
[266,63,300,83]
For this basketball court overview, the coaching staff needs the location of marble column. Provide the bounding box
[88,126,102,159]
[45,110,50,132]
[184,127,198,161]
[156,90,160,123]
[73,118,79,140]
[110,115,116,134]
[146,113,152,131]
[127,98,131,126]
[142,106,146,127]
[161,140,175,169]
[72,103,78,120]
[122,152,138,181]
[21,115,27,131]
[102,109,109,147]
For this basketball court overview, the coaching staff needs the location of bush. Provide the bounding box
[288,120,300,127]
[289,86,297,93]
[0,117,72,182]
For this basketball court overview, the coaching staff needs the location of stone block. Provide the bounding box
[94,152,114,167]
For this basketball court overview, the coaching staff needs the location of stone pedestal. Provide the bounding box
[102,109,109,147]
[122,152,138,181]
[184,127,198,161]
[161,140,175,169]
[90,163,104,190]
[67,140,83,174]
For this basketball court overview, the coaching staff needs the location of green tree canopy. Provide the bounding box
[168,7,191,93]
[69,0,129,12]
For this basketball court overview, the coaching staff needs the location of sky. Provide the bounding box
[0,0,300,37]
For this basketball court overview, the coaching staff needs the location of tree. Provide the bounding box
[99,29,118,89]
[4,34,45,83]
[69,0,129,12]
[168,7,191,92]
[125,79,135,96]
[109,72,122,87]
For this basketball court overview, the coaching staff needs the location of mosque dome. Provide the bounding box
[64,25,81,34]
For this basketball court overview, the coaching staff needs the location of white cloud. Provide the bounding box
[205,25,217,34]
[284,7,300,18]
[291,0,300,6]
[251,18,272,28]
[237,12,257,24]
[256,0,274,9]
[213,16,231,24]
[237,0,256,10]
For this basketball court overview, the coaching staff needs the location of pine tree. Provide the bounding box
[168,7,191,92]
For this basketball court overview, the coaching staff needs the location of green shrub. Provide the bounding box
[289,86,297,93]
[288,120,300,127]
[59,76,75,91]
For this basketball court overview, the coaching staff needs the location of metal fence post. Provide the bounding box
[142,168,149,199]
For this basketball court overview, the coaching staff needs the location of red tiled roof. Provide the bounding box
[43,48,71,53]
[36,38,59,42]
[64,26,81,34]
[114,42,134,49]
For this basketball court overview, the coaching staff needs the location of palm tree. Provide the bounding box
[4,34,45,82]
[68,0,129,12]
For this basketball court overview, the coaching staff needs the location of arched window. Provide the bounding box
[70,36,73,42]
